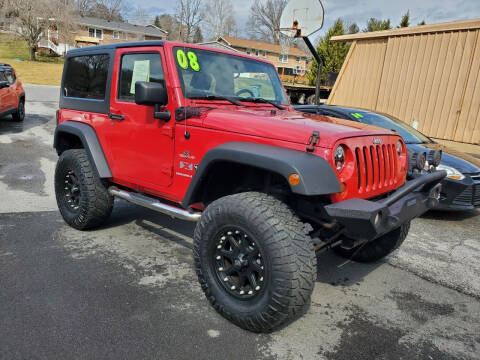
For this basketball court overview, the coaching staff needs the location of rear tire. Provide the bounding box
[12,98,25,122]
[194,192,317,332]
[55,149,113,230]
[333,222,410,263]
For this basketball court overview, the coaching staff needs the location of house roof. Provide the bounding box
[219,36,308,57]
[331,18,480,42]
[76,16,167,38]
[196,41,239,52]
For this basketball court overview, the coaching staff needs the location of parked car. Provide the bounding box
[295,105,480,211]
[54,41,446,332]
[0,63,25,122]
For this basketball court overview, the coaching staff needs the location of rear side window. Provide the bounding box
[63,54,109,100]
[118,53,165,101]
[0,71,7,82]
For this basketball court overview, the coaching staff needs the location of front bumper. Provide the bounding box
[324,170,447,243]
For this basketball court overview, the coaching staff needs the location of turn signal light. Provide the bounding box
[289,173,301,186]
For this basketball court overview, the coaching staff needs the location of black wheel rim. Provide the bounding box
[213,228,266,300]
[63,170,81,211]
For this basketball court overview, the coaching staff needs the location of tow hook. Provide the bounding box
[306,131,320,152]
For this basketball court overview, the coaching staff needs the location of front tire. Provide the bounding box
[334,222,410,262]
[55,149,113,230]
[12,99,25,122]
[194,192,317,332]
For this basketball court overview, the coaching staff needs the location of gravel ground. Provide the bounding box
[0,84,479,360]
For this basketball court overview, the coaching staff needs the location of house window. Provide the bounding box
[255,49,259,57]
[296,56,301,63]
[88,28,103,40]
[262,50,267,57]
[279,54,288,63]
[113,31,119,39]
[246,48,251,55]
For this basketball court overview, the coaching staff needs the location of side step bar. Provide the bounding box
[108,187,202,222]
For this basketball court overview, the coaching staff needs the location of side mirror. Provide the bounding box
[0,81,9,89]
[135,81,168,106]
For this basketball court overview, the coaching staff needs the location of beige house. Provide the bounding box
[74,17,167,47]
[200,36,310,84]
[39,16,167,55]
[328,19,480,145]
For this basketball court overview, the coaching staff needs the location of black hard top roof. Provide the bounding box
[67,41,165,55]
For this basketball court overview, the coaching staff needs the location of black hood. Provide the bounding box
[407,143,480,174]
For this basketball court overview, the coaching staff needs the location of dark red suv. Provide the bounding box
[0,63,25,122]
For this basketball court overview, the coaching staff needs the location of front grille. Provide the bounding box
[354,144,399,193]
[452,187,474,206]
[474,183,480,206]
[452,174,480,207]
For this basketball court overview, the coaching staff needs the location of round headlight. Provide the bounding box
[335,145,345,172]
[428,150,442,167]
[416,152,427,171]
[396,140,403,156]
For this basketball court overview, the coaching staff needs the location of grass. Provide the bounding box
[0,34,64,85]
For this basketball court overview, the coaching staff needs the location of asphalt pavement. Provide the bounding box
[0,84,479,360]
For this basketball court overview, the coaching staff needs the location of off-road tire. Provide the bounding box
[193,192,317,333]
[334,222,410,263]
[12,99,25,122]
[55,149,113,230]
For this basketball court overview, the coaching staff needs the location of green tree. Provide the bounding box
[364,18,391,32]
[398,11,410,28]
[348,23,359,34]
[307,19,350,86]
[154,15,162,28]
[418,20,426,25]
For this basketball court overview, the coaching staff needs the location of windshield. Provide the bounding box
[174,47,289,105]
[349,110,433,144]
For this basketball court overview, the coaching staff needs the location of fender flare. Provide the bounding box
[182,142,341,207]
[53,121,112,178]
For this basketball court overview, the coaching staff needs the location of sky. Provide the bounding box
[127,0,480,42]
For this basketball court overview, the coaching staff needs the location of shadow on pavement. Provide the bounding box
[0,114,51,134]
[421,209,479,221]
[102,199,382,289]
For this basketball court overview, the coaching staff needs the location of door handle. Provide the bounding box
[109,113,125,121]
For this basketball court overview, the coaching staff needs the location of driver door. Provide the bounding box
[106,48,175,190]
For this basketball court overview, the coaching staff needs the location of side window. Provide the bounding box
[5,70,15,84]
[118,53,165,102]
[0,71,7,82]
[63,54,109,100]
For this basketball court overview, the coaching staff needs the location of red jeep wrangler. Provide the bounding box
[0,63,25,122]
[54,41,445,332]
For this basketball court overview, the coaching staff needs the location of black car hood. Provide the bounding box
[407,143,480,174]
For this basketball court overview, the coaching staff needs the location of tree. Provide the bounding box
[154,14,181,41]
[418,20,426,26]
[364,18,391,32]
[78,0,125,22]
[348,23,359,34]
[130,6,150,26]
[6,0,75,60]
[306,19,350,86]
[202,0,236,40]
[246,0,287,44]
[176,0,203,43]
[193,27,203,43]
[75,0,95,16]
[398,11,410,28]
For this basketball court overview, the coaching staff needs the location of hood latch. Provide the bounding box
[306,131,320,152]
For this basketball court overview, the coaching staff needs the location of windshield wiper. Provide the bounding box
[239,97,286,110]
[189,95,245,106]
